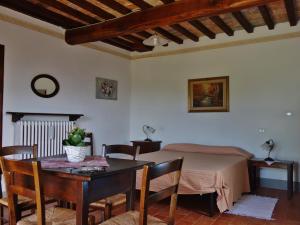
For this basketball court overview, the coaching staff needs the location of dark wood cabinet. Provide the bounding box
[131,141,162,154]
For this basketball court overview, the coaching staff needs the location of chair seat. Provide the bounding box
[100,211,167,225]
[0,195,32,207]
[17,207,77,225]
[0,195,57,209]
[90,193,126,208]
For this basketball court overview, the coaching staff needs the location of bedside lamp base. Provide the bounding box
[264,157,274,161]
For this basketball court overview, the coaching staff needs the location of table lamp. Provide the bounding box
[261,139,275,161]
[143,125,155,142]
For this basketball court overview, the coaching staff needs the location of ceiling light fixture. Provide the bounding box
[143,33,169,47]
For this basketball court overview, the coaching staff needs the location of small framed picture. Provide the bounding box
[188,76,229,112]
[96,77,118,100]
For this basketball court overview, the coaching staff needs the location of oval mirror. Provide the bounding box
[31,74,59,98]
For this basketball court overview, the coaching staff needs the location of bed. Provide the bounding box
[135,143,253,214]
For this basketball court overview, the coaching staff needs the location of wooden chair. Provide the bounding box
[90,144,139,220]
[0,156,95,225]
[0,145,38,225]
[100,157,184,225]
[104,144,139,159]
[85,132,94,156]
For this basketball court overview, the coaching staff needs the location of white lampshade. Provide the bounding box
[143,34,169,47]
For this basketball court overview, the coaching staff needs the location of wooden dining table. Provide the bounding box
[15,157,152,225]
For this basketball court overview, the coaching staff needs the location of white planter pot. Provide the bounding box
[64,146,88,163]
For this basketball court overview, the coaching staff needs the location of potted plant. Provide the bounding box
[63,127,88,162]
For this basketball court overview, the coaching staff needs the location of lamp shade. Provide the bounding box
[143,125,156,141]
[261,139,275,161]
[261,139,274,152]
[143,34,169,47]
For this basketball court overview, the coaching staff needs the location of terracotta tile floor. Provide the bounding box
[3,187,299,225]
[108,188,300,225]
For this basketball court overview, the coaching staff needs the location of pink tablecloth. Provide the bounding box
[41,156,109,169]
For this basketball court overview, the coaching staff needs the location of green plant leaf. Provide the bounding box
[62,139,71,146]
[77,142,85,147]
[65,127,86,146]
[71,134,82,146]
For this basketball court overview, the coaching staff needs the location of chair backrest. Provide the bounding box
[85,133,94,156]
[0,145,38,199]
[0,145,37,158]
[103,144,139,160]
[0,157,45,225]
[139,158,183,225]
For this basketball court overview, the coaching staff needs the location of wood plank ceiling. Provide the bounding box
[0,0,299,52]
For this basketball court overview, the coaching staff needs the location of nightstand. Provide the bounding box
[131,141,162,154]
[248,158,294,199]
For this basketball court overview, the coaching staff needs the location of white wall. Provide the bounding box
[1,11,300,182]
[0,19,131,154]
[130,34,300,181]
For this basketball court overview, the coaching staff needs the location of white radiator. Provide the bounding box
[15,121,75,157]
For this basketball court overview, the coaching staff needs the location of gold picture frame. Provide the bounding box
[188,76,229,112]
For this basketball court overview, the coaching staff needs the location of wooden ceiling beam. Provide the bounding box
[170,24,199,42]
[103,39,134,51]
[67,0,115,20]
[123,35,154,51]
[162,0,214,41]
[232,11,254,33]
[96,0,132,15]
[210,16,234,36]
[0,0,82,29]
[128,0,185,43]
[100,0,171,47]
[189,20,216,39]
[109,38,136,51]
[284,0,298,26]
[258,5,275,29]
[67,0,151,51]
[160,0,174,3]
[123,34,144,42]
[153,27,183,44]
[109,37,151,52]
[97,0,167,48]
[161,0,199,42]
[171,24,199,42]
[1,0,145,51]
[127,0,153,9]
[137,31,152,38]
[66,0,277,44]
[35,0,99,24]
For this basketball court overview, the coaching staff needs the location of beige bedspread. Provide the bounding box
[136,144,252,212]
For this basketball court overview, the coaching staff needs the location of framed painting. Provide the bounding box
[188,76,229,112]
[96,77,118,100]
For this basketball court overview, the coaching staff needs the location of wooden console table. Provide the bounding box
[131,140,161,154]
[248,158,294,199]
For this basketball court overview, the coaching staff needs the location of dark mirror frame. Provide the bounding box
[31,74,60,98]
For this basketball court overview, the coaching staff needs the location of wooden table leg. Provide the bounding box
[126,171,136,211]
[287,163,294,200]
[76,181,90,225]
[250,164,257,193]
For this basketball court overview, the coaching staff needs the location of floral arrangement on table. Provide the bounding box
[63,127,88,162]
